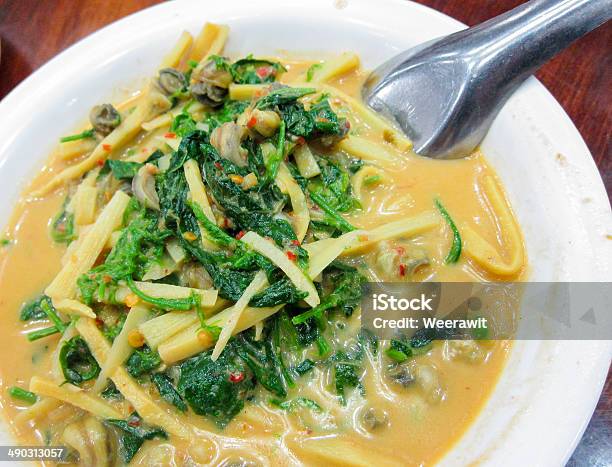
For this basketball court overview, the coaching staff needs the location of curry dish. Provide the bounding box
[0,23,526,466]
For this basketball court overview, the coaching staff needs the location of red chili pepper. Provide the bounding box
[229,372,245,383]
[128,419,141,427]
[286,251,297,261]
[344,120,351,130]
[214,161,223,170]
[399,263,406,277]
[96,159,105,167]
[295,136,306,146]
[235,230,245,240]
[164,132,176,139]
[256,66,271,78]
[247,116,257,129]
[102,144,112,152]
[291,240,300,246]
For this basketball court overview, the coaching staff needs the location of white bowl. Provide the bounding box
[0,0,609,464]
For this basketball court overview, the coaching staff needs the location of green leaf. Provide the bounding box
[249,278,307,308]
[50,198,76,243]
[270,397,322,412]
[20,296,48,321]
[263,120,286,185]
[178,341,255,428]
[292,265,364,325]
[308,191,355,234]
[202,153,303,248]
[26,326,59,342]
[8,386,37,404]
[170,105,198,137]
[364,174,381,186]
[59,129,95,143]
[125,345,161,378]
[435,198,462,263]
[229,55,286,84]
[203,100,250,130]
[105,414,167,463]
[59,336,100,385]
[385,348,409,363]
[234,332,289,398]
[40,297,67,332]
[386,334,433,363]
[294,358,315,376]
[77,202,171,304]
[309,157,360,213]
[332,351,362,405]
[279,97,348,141]
[255,87,316,110]
[151,373,187,412]
[189,201,238,248]
[101,381,123,401]
[101,313,127,343]
[107,160,143,180]
[306,63,323,82]
[126,277,199,311]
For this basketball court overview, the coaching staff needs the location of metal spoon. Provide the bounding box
[362,0,611,159]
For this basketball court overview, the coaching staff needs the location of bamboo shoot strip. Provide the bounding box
[139,299,229,349]
[76,318,191,438]
[276,163,310,242]
[93,305,151,392]
[461,175,525,275]
[52,298,96,319]
[29,376,122,419]
[32,91,171,196]
[159,31,193,69]
[45,190,130,300]
[307,53,360,83]
[304,230,362,279]
[212,271,268,360]
[113,281,218,309]
[341,211,439,255]
[158,305,283,364]
[240,231,319,307]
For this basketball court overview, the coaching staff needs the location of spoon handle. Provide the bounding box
[362,0,611,158]
[456,0,612,89]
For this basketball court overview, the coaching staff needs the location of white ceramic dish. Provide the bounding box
[0,0,610,464]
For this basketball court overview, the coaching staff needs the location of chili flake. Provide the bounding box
[229,372,245,383]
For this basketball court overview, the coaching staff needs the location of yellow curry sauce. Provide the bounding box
[0,57,524,466]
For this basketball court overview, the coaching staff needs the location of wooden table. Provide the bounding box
[0,0,610,464]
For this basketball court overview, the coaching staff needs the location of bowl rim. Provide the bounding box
[0,0,609,465]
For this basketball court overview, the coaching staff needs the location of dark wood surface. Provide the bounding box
[0,0,610,464]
